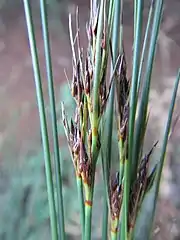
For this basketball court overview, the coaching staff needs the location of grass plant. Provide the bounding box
[23,0,180,239]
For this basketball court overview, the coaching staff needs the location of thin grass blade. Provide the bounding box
[84,1,105,239]
[108,0,122,239]
[101,142,110,240]
[152,68,180,230]
[39,1,65,239]
[76,176,85,238]
[132,0,163,182]
[134,69,180,240]
[23,1,58,239]
[137,0,155,92]
[122,0,144,239]
[100,0,122,238]
[128,0,144,182]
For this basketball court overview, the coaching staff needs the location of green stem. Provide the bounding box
[128,229,133,240]
[137,0,154,91]
[84,1,105,239]
[109,0,122,239]
[126,2,143,238]
[156,70,180,200]
[129,0,143,166]
[92,0,104,132]
[134,0,137,42]
[39,0,65,239]
[111,231,118,240]
[152,69,180,232]
[101,130,111,240]
[85,204,92,240]
[118,138,124,184]
[23,1,58,239]
[102,194,109,240]
[84,174,95,240]
[111,218,119,240]
[120,158,129,240]
[76,176,85,239]
[132,0,163,182]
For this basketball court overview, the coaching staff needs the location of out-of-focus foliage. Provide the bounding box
[0,83,79,239]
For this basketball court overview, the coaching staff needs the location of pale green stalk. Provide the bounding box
[137,0,154,91]
[107,1,121,240]
[101,0,115,239]
[39,0,65,239]
[122,0,144,239]
[76,176,85,239]
[23,1,58,239]
[132,0,163,182]
[151,69,180,235]
[84,0,104,239]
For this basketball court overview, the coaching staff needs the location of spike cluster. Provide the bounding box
[62,3,111,203]
[62,105,92,186]
[109,172,123,220]
[108,142,158,234]
[116,54,130,143]
[128,141,158,229]
[108,49,158,234]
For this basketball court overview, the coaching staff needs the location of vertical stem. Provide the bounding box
[84,0,104,239]
[119,139,124,183]
[134,0,137,42]
[92,1,104,131]
[102,194,109,240]
[132,0,164,182]
[129,0,143,164]
[106,0,121,239]
[39,0,65,239]
[85,204,93,240]
[153,70,180,227]
[125,1,143,239]
[111,217,119,240]
[76,176,85,239]
[111,232,118,240]
[137,1,154,91]
[84,172,95,240]
[23,1,58,239]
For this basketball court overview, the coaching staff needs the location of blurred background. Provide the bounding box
[0,0,180,239]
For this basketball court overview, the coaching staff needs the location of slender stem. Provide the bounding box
[102,82,115,240]
[100,2,116,237]
[101,125,109,240]
[39,0,65,239]
[92,0,104,133]
[137,0,154,91]
[119,139,124,183]
[131,0,163,182]
[109,1,122,239]
[102,194,109,240]
[129,0,143,166]
[124,2,143,239]
[85,204,92,240]
[84,172,95,240]
[153,69,180,221]
[23,1,58,239]
[134,0,137,42]
[122,158,129,239]
[111,218,118,240]
[100,0,121,238]
[84,1,105,239]
[76,176,85,239]
[156,70,180,197]
[111,231,118,240]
